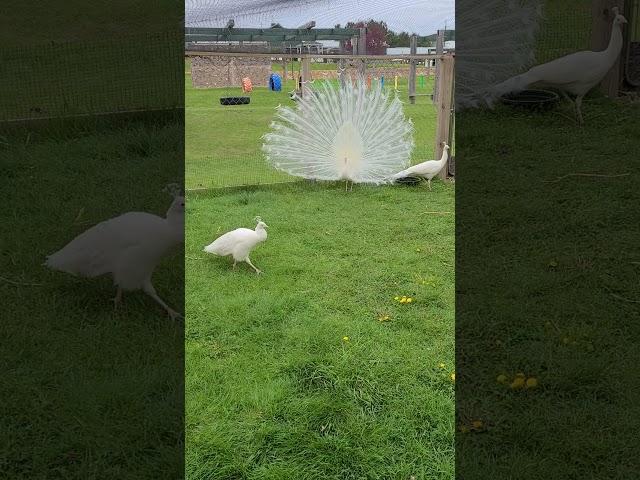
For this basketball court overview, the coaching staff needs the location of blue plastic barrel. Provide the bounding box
[269,73,282,91]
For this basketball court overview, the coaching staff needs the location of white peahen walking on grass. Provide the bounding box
[262,76,414,191]
[487,6,628,124]
[45,187,185,320]
[204,218,268,274]
[392,143,450,190]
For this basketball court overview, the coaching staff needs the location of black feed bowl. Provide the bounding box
[394,176,423,186]
[220,97,250,106]
[500,89,559,109]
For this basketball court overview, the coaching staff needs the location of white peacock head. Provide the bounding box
[168,196,185,215]
[612,7,628,25]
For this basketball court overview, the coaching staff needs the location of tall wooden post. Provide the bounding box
[337,39,346,87]
[408,35,417,104]
[591,0,625,97]
[358,27,367,77]
[434,55,454,180]
[433,29,444,103]
[301,56,311,98]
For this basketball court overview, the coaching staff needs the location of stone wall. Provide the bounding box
[190,56,272,88]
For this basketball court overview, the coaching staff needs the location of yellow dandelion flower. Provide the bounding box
[526,377,538,389]
[406,298,413,303]
[496,374,508,384]
[450,372,455,381]
[342,336,350,342]
[400,297,407,304]
[394,296,400,301]
[416,248,422,252]
[438,363,445,369]
[472,420,483,429]
[510,377,525,389]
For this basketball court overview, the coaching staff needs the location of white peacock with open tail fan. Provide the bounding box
[262,76,414,189]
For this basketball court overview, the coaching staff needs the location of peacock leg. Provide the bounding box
[428,179,432,191]
[112,287,123,309]
[143,280,183,320]
[245,257,262,274]
[232,259,237,270]
[575,95,584,125]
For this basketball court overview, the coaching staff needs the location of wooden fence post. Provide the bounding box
[435,55,454,180]
[408,35,417,104]
[358,27,367,77]
[301,56,311,98]
[433,30,444,104]
[592,0,625,97]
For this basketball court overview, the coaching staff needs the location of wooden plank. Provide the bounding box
[185,51,448,60]
[408,35,417,104]
[185,27,361,36]
[434,55,454,180]
[591,0,625,97]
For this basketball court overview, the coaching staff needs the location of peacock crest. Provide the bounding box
[262,76,414,184]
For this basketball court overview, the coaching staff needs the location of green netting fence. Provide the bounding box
[0,30,183,122]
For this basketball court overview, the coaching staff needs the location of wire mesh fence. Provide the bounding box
[0,30,183,122]
[536,0,593,63]
[186,52,445,190]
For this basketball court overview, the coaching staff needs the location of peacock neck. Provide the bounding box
[605,22,623,59]
[255,226,267,241]
[440,149,449,166]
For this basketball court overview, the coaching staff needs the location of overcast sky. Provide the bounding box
[186,0,454,36]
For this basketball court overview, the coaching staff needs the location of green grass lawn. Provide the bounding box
[456,96,640,478]
[0,115,184,478]
[186,182,455,479]
[185,64,438,190]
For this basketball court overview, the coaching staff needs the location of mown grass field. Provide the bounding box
[1,115,184,478]
[186,183,455,479]
[456,96,640,478]
[185,58,455,478]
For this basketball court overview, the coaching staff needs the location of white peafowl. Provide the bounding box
[204,218,268,274]
[392,143,450,190]
[262,76,414,191]
[44,185,185,320]
[487,6,628,124]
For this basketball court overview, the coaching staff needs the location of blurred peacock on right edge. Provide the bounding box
[458,1,628,124]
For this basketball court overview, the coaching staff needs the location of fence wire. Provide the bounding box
[0,30,183,122]
[536,0,593,63]
[186,53,443,190]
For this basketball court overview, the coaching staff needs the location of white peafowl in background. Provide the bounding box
[391,143,450,190]
[45,185,185,320]
[488,6,628,124]
[262,76,414,191]
[204,217,268,274]
[456,0,543,109]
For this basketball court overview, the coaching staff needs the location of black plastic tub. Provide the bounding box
[220,97,250,106]
[500,89,559,109]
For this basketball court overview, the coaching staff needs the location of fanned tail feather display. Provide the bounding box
[262,76,414,184]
